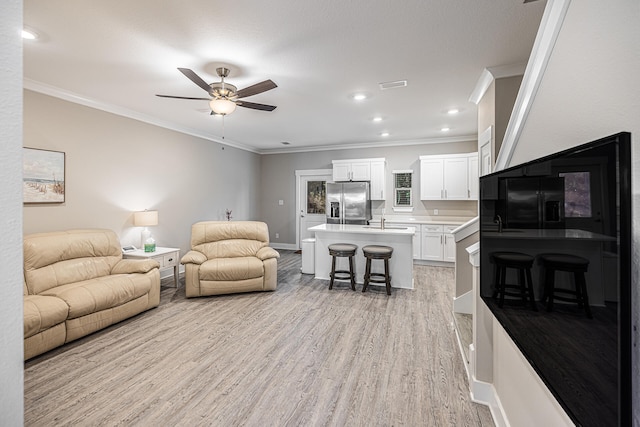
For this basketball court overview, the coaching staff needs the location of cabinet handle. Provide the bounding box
[168,258,173,262]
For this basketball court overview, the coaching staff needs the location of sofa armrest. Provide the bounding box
[111,258,159,275]
[257,246,280,261]
[181,250,207,265]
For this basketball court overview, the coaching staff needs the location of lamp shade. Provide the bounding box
[134,210,158,227]
[209,98,237,115]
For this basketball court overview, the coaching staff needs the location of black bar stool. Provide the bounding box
[361,245,393,295]
[539,253,592,318]
[328,243,358,290]
[490,252,537,310]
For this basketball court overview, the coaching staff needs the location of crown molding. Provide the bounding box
[468,63,527,105]
[259,134,478,155]
[23,78,259,154]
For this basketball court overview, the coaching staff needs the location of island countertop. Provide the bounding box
[308,223,416,235]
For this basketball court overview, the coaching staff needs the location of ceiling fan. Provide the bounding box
[157,67,277,115]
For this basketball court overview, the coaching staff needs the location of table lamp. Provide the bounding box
[134,210,158,252]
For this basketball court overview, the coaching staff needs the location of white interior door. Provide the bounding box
[296,170,332,249]
[479,126,493,176]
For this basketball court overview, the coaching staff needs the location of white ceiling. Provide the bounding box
[23,0,546,154]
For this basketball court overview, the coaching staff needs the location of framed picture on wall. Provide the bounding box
[23,147,65,204]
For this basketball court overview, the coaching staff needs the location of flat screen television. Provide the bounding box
[479,132,631,426]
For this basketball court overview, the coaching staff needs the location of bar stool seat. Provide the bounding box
[328,243,358,290]
[490,251,537,310]
[539,253,592,318]
[361,245,393,295]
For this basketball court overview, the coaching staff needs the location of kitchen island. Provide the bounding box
[309,224,415,289]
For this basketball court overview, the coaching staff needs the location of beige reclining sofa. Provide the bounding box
[23,229,161,360]
[181,221,280,297]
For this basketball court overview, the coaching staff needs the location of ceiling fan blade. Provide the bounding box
[156,94,211,100]
[177,68,212,93]
[235,80,277,99]
[236,100,277,111]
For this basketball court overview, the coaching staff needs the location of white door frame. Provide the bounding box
[295,169,332,250]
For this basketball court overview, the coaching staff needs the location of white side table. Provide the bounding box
[123,247,180,288]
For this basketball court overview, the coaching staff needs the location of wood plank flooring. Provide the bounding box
[24,251,494,426]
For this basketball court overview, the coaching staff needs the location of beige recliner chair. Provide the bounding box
[181,221,280,297]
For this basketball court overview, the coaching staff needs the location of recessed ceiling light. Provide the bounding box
[22,29,38,40]
[441,127,450,132]
[380,132,390,137]
[352,93,367,101]
[447,108,459,115]
[372,117,383,122]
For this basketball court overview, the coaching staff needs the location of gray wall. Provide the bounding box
[477,75,523,169]
[23,90,262,258]
[494,75,523,156]
[260,141,478,246]
[1,0,25,424]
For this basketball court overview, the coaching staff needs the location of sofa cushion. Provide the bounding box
[23,295,69,339]
[40,274,152,319]
[24,229,122,294]
[200,257,264,281]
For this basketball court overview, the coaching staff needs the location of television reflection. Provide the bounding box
[479,134,630,427]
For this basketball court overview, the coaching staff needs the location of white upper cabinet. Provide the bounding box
[419,157,444,200]
[332,162,352,181]
[468,153,479,200]
[442,157,468,199]
[419,152,478,200]
[369,160,386,200]
[332,159,372,182]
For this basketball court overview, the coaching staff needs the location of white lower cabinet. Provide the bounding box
[421,225,444,261]
[420,224,456,263]
[368,221,457,263]
[443,226,457,262]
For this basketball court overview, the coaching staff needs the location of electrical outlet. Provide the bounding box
[275,233,279,239]
[278,200,284,206]
[433,209,439,215]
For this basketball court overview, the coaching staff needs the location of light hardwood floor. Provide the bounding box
[24,251,494,426]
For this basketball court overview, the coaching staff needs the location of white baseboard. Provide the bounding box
[270,242,298,250]
[469,377,507,427]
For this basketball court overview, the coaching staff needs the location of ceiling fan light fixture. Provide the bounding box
[209,98,237,115]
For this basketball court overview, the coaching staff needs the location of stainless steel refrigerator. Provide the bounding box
[326,182,371,225]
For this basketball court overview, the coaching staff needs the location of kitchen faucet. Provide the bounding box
[494,214,503,232]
